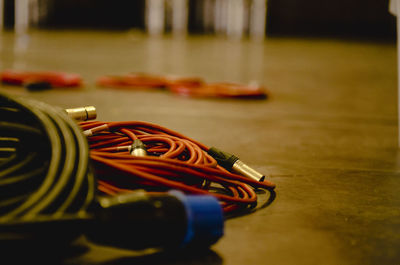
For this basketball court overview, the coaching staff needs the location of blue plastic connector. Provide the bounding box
[169,191,224,247]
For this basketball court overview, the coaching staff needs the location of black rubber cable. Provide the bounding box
[0,92,95,245]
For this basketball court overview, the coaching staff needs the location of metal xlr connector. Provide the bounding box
[232,160,265,182]
[207,147,266,182]
[130,139,147,157]
[65,106,97,121]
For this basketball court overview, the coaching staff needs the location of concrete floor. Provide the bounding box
[0,30,399,265]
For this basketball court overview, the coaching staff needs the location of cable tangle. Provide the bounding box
[81,120,275,213]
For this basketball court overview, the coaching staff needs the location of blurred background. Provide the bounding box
[0,0,396,40]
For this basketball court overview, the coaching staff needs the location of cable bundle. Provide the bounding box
[0,92,272,251]
[80,120,275,213]
[0,93,95,243]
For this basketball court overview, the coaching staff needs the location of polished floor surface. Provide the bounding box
[0,30,399,265]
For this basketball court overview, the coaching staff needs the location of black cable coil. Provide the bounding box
[0,92,95,247]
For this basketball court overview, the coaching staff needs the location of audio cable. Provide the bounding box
[0,92,95,246]
[96,72,268,99]
[0,92,224,251]
[80,120,275,214]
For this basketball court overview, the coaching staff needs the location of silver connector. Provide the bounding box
[232,160,265,182]
[131,148,147,157]
[130,139,147,157]
[65,106,97,121]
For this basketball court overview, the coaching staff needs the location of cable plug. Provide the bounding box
[207,147,265,182]
[130,139,147,157]
[65,106,97,121]
[87,190,224,250]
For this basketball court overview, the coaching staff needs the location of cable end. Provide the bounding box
[130,139,147,157]
[207,147,238,170]
[207,147,267,183]
[232,160,265,182]
[65,106,97,121]
[169,191,224,247]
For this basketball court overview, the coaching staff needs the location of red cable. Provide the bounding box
[81,120,275,213]
[95,73,268,99]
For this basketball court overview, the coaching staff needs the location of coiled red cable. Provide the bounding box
[80,120,275,213]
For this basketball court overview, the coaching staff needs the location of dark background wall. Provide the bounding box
[267,0,396,39]
[44,0,146,29]
[2,0,397,40]
[3,0,146,30]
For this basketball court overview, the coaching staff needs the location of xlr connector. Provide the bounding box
[65,106,97,121]
[130,139,147,157]
[207,147,265,182]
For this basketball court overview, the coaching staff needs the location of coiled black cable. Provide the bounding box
[0,92,95,246]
